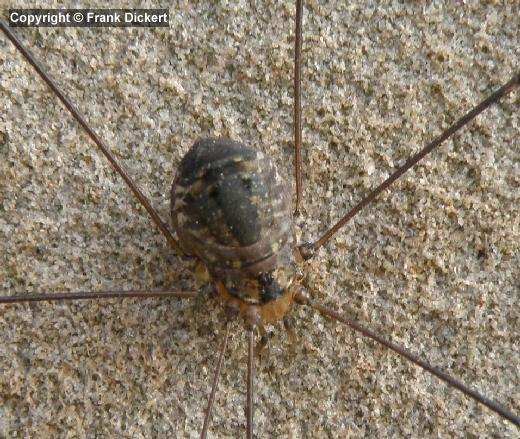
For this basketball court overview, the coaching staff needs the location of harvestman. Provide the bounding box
[1,3,519,437]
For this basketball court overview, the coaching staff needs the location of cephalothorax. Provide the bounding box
[171,138,299,323]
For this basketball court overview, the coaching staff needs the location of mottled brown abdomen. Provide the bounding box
[171,138,297,305]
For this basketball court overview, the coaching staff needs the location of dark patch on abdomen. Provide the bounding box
[173,138,278,249]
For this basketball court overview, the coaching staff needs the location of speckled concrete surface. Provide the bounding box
[1,1,519,438]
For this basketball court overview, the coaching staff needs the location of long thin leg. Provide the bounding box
[294,288,520,428]
[0,289,198,304]
[0,20,183,255]
[299,72,520,259]
[201,321,231,439]
[246,328,255,439]
[293,0,303,215]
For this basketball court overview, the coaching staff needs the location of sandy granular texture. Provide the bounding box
[1,1,519,438]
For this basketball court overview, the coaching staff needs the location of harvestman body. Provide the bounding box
[171,138,299,324]
[1,2,519,437]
